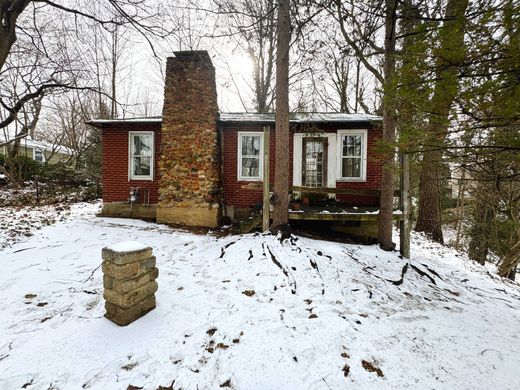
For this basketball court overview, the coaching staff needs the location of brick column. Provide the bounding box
[102,242,158,326]
[157,50,221,228]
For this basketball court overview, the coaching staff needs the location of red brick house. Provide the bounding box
[88,51,384,235]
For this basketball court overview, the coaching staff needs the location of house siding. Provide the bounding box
[221,122,383,209]
[101,123,161,204]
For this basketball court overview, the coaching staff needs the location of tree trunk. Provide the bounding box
[498,239,520,280]
[415,148,444,242]
[270,0,290,230]
[468,196,494,265]
[378,0,398,251]
[0,0,31,71]
[415,0,469,242]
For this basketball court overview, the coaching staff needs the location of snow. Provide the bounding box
[87,112,382,127]
[219,112,382,123]
[1,202,519,389]
[107,240,149,253]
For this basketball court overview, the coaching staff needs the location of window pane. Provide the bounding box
[342,135,362,157]
[133,134,152,156]
[342,157,361,178]
[304,140,324,187]
[241,135,261,156]
[133,157,151,176]
[34,150,43,162]
[242,157,259,177]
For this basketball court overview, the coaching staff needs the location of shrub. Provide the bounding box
[4,155,40,182]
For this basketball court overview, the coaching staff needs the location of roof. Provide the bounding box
[87,112,382,127]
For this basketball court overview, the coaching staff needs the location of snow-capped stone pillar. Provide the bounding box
[102,241,158,326]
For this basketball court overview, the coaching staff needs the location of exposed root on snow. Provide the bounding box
[265,244,297,294]
[219,241,236,259]
[410,264,436,285]
[391,263,409,286]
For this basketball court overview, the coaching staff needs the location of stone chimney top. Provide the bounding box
[172,50,212,63]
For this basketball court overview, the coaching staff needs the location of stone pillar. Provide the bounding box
[102,241,158,326]
[157,50,221,228]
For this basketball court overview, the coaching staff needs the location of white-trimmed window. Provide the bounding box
[33,148,45,163]
[238,132,263,181]
[337,129,367,181]
[129,131,154,180]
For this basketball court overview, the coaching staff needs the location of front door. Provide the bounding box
[302,138,327,188]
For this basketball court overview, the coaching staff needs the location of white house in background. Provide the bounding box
[448,163,474,200]
[0,134,74,164]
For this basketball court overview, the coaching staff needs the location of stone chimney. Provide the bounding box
[157,51,221,228]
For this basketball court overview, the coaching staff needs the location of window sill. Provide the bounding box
[336,178,367,183]
[129,177,154,182]
[237,178,263,182]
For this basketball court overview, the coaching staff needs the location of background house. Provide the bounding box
[0,135,73,164]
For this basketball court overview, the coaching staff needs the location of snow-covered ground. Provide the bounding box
[1,202,519,390]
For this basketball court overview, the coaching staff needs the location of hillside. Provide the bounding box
[0,202,519,389]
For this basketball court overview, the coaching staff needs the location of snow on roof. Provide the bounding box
[87,112,381,126]
[219,112,382,123]
[86,117,162,126]
[0,134,74,155]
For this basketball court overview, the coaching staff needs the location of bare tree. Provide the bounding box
[0,0,170,137]
[212,0,277,112]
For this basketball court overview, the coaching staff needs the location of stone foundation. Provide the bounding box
[157,50,222,228]
[156,199,220,228]
[102,242,158,326]
[100,202,157,220]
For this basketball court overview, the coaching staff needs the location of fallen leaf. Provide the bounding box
[361,360,384,377]
[220,379,232,388]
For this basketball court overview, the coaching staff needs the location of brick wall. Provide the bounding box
[101,123,161,204]
[101,120,382,209]
[221,123,383,208]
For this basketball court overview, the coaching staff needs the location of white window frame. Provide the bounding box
[128,131,154,181]
[337,129,367,182]
[237,131,263,181]
[33,148,45,163]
